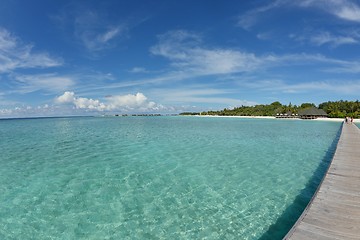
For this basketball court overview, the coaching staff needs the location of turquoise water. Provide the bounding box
[0,117,341,239]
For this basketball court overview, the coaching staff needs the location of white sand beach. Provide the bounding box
[314,117,360,123]
[195,115,360,123]
[196,115,276,119]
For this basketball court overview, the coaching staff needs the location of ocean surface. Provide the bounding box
[0,116,341,239]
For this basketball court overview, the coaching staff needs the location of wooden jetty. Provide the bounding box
[284,122,360,239]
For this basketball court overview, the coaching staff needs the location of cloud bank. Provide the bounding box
[56,91,164,112]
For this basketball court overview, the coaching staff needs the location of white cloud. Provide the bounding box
[298,0,360,22]
[79,26,124,51]
[150,30,202,60]
[256,32,273,40]
[150,30,360,76]
[237,0,286,29]
[98,27,121,43]
[290,30,359,48]
[56,91,106,110]
[0,27,62,73]
[151,87,257,107]
[129,67,148,73]
[107,93,153,109]
[72,10,125,52]
[238,0,360,31]
[310,32,358,47]
[74,97,106,110]
[56,91,76,103]
[0,108,13,115]
[55,91,164,112]
[243,78,360,95]
[337,4,360,22]
[12,73,75,93]
[0,104,60,118]
[151,30,263,75]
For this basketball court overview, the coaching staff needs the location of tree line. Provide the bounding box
[319,100,360,118]
[180,100,360,118]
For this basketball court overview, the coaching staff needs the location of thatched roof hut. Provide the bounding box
[298,107,328,119]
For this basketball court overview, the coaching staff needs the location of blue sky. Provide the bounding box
[1,0,360,117]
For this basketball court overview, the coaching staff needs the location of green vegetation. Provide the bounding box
[179,112,200,116]
[319,100,360,118]
[180,100,360,118]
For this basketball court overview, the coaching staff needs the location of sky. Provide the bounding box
[1,0,360,117]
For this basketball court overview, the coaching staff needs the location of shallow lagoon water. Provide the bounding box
[0,117,341,239]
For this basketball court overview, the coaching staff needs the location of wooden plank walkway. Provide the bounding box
[284,122,360,240]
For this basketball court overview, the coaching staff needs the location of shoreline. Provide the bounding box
[193,115,359,123]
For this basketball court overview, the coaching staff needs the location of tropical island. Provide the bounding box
[181,100,360,118]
